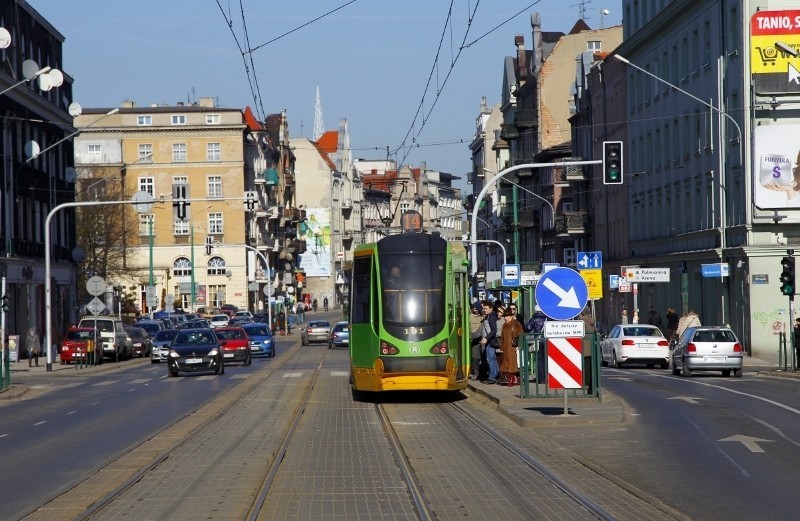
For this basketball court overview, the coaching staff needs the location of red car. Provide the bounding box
[215,326,251,365]
[60,327,102,365]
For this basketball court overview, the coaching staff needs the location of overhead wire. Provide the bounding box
[247,1,358,54]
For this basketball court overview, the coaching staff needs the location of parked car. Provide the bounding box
[600,324,670,368]
[671,326,744,377]
[125,326,152,358]
[227,316,253,327]
[242,323,275,357]
[182,318,210,329]
[215,326,251,365]
[301,320,331,345]
[151,329,179,363]
[78,317,130,361]
[220,304,238,318]
[133,320,163,340]
[59,327,102,365]
[328,321,349,349]
[234,310,253,319]
[209,314,230,329]
[167,328,224,377]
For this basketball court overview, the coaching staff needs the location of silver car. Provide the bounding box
[301,320,331,345]
[671,326,744,377]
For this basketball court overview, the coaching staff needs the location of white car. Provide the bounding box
[209,314,229,329]
[600,324,670,368]
[234,310,253,319]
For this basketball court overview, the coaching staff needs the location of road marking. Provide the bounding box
[33,421,46,426]
[681,413,750,477]
[667,396,704,404]
[230,374,250,379]
[606,377,635,382]
[719,435,775,453]
[283,372,302,378]
[130,378,151,384]
[66,411,77,415]
[0,433,7,438]
[331,371,349,377]
[91,380,118,386]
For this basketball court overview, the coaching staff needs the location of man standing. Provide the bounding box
[665,307,680,340]
[479,300,499,384]
[468,304,483,380]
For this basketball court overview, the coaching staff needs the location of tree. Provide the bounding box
[74,166,140,302]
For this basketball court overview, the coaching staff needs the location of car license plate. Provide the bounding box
[186,358,203,364]
[704,356,727,363]
[639,343,655,349]
[223,353,234,358]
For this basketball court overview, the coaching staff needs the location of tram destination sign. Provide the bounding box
[625,268,670,283]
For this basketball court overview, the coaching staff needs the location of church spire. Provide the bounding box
[313,85,324,141]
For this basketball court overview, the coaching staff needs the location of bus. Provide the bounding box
[349,230,470,393]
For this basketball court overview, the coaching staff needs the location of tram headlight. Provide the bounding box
[380,340,399,355]
[429,341,448,354]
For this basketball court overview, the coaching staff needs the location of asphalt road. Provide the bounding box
[538,366,800,521]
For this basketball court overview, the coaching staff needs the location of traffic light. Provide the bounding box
[1,294,8,313]
[602,141,623,185]
[205,236,214,256]
[244,191,258,212]
[780,256,795,298]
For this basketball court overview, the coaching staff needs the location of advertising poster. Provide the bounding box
[753,124,800,209]
[298,208,332,277]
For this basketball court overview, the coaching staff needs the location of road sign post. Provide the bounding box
[546,337,583,415]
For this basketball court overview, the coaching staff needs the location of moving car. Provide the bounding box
[242,323,275,357]
[151,329,179,363]
[600,324,670,368]
[328,321,349,349]
[59,327,102,365]
[167,328,224,377]
[209,314,230,329]
[671,326,744,377]
[125,326,152,358]
[215,326,251,365]
[301,320,331,345]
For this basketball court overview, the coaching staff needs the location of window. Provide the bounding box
[563,247,576,266]
[206,114,220,125]
[587,40,601,51]
[208,213,223,235]
[173,143,187,162]
[174,220,189,236]
[173,257,192,277]
[208,285,226,307]
[173,175,188,185]
[208,176,222,198]
[138,143,153,162]
[138,177,154,195]
[87,144,102,156]
[139,214,154,236]
[171,114,186,125]
[207,256,227,276]
[137,115,152,126]
[207,142,221,161]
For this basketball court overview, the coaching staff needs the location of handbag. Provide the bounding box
[511,336,519,348]
[489,336,500,348]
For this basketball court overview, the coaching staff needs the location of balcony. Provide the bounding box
[255,167,279,186]
[563,158,586,181]
[499,123,519,141]
[552,167,571,187]
[514,109,537,129]
[554,211,589,236]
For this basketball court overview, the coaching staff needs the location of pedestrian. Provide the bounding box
[579,307,598,393]
[665,307,680,340]
[647,305,663,332]
[478,300,500,384]
[312,298,318,312]
[509,303,524,326]
[621,309,629,324]
[500,308,524,387]
[296,301,305,323]
[323,296,329,311]
[469,303,484,380]
[494,303,508,384]
[526,305,547,334]
[26,326,40,367]
[676,309,701,338]
[632,310,640,324]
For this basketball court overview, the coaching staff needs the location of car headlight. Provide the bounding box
[208,348,219,357]
[168,349,179,358]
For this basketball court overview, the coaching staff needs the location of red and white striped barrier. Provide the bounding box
[547,337,583,389]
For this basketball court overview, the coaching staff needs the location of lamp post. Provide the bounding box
[243,244,272,329]
[613,53,742,324]
[470,161,600,274]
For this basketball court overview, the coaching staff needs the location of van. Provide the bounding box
[78,317,130,362]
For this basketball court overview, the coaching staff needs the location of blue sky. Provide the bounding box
[31,1,622,185]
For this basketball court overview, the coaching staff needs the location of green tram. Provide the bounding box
[349,231,470,393]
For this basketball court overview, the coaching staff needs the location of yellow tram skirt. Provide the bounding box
[351,357,468,392]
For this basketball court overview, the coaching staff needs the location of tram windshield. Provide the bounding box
[379,251,446,330]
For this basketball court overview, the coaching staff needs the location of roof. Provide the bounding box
[316,130,338,154]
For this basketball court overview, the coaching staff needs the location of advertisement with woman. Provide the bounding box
[298,208,332,276]
[754,125,800,209]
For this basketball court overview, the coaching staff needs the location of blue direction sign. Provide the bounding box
[502,263,521,286]
[576,251,602,270]
[535,267,589,320]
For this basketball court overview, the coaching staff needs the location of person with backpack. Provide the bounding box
[526,305,547,334]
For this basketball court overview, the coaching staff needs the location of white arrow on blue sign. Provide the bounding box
[535,267,589,320]
[576,251,602,270]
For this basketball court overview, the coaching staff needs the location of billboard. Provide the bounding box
[298,208,332,276]
[753,125,800,209]
[751,10,800,95]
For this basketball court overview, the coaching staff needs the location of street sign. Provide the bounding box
[86,276,106,297]
[580,269,603,299]
[165,294,175,305]
[535,267,589,320]
[547,337,583,389]
[146,294,159,308]
[625,268,670,283]
[576,251,602,270]
[501,263,520,286]
[618,279,632,293]
[544,320,585,338]
[86,297,105,316]
[609,275,620,289]
[542,263,559,273]
[702,263,730,278]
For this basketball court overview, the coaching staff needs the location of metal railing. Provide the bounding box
[518,332,600,399]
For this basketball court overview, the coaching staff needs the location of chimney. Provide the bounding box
[121,99,136,109]
[198,97,216,108]
[515,34,527,82]
[531,12,543,74]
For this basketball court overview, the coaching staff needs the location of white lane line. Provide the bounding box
[66,411,77,415]
[331,371,349,377]
[681,412,749,477]
[91,380,118,387]
[33,421,46,426]
[0,433,8,438]
[283,372,302,378]
[230,374,250,379]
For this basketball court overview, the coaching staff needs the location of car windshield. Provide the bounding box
[66,330,94,341]
[693,330,736,342]
[621,326,663,337]
[126,329,144,339]
[154,330,178,342]
[174,331,214,345]
[244,326,271,337]
[81,320,113,332]
[216,329,245,340]
[310,321,330,329]
[137,323,160,335]
[212,315,228,321]
[334,324,348,332]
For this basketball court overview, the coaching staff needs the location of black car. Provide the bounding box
[124,326,152,358]
[167,328,224,377]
